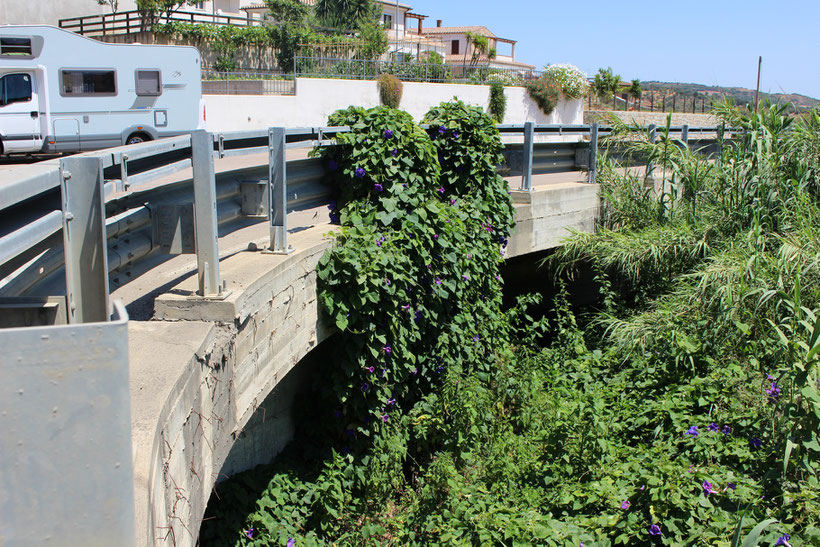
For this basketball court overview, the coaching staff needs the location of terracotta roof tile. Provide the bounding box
[423,26,496,37]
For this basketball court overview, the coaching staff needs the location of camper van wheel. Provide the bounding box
[126,133,151,145]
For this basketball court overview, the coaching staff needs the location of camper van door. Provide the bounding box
[0,71,43,154]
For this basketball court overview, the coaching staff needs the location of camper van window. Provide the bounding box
[0,73,32,106]
[0,37,32,57]
[135,70,161,96]
[60,69,117,97]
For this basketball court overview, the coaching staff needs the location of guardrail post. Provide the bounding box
[191,130,225,298]
[59,156,110,324]
[266,127,293,254]
[521,121,534,191]
[645,123,657,188]
[588,123,599,185]
[681,124,689,150]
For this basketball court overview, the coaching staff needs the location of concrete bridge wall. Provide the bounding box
[128,180,598,545]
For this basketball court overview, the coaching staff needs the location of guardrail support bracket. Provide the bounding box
[264,127,294,255]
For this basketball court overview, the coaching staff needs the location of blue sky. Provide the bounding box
[405,0,820,99]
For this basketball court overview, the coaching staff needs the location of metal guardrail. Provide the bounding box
[0,123,730,324]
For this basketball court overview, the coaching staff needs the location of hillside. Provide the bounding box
[642,81,819,110]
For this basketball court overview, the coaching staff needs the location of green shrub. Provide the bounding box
[377,73,403,108]
[526,76,561,115]
[488,82,506,123]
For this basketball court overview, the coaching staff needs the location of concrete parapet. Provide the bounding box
[130,227,337,546]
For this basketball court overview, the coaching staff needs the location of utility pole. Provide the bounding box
[754,56,762,112]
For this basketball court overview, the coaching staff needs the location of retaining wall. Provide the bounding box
[205,79,583,130]
[584,110,719,126]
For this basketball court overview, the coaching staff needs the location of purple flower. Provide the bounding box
[401,303,410,311]
[391,148,398,156]
[766,381,781,398]
[776,534,792,547]
[244,528,255,539]
[433,234,439,239]
[328,159,338,171]
[385,277,391,286]
[453,131,460,138]
[438,125,446,134]
[621,500,630,510]
[387,398,396,406]
[726,483,736,491]
[437,187,446,194]
[462,274,469,280]
[649,524,662,536]
[722,425,732,435]
[411,367,418,375]
[473,335,480,342]
[355,167,366,178]
[366,366,375,373]
[384,346,392,354]
[450,198,456,205]
[435,277,442,285]
[708,422,719,432]
[686,426,699,437]
[287,539,295,547]
[384,129,394,139]
[702,480,715,495]
[640,484,645,491]
[750,437,762,448]
[414,310,422,322]
[374,183,383,192]
[362,382,370,391]
[767,373,776,380]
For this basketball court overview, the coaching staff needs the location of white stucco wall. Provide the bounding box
[0,0,138,26]
[205,78,583,131]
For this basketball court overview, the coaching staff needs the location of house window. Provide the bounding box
[451,40,459,55]
[0,37,32,57]
[0,73,32,106]
[382,14,393,30]
[60,69,117,96]
[135,69,161,96]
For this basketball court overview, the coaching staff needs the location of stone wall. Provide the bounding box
[584,110,720,126]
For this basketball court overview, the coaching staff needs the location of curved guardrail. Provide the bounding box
[0,123,729,325]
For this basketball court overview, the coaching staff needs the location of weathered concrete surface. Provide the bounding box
[128,226,336,546]
[506,172,599,257]
[125,175,599,546]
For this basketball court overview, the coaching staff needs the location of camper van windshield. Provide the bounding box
[60,69,116,96]
[0,73,32,106]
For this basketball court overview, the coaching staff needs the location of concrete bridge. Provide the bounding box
[0,124,604,545]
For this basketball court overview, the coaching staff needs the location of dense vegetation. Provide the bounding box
[201,103,820,545]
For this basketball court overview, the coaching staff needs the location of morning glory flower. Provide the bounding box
[385,277,391,286]
[387,398,396,406]
[453,131,459,138]
[438,125,446,134]
[726,483,736,491]
[621,500,630,510]
[355,167,366,178]
[381,414,389,422]
[708,423,719,432]
[362,382,370,391]
[473,335,480,342]
[287,539,296,547]
[722,425,732,435]
[374,183,383,192]
[776,534,792,546]
[366,366,374,373]
[435,277,442,285]
[750,437,762,448]
[437,187,446,193]
[391,148,398,156]
[686,426,699,437]
[766,381,781,398]
[384,129,394,139]
[384,346,391,354]
[244,528,254,539]
[702,480,715,495]
[649,524,662,536]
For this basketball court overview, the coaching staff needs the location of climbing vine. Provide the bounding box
[312,101,515,439]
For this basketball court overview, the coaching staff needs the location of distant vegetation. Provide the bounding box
[642,81,819,111]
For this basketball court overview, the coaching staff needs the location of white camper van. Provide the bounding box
[0,25,205,155]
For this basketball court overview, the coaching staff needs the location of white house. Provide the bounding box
[422,23,534,74]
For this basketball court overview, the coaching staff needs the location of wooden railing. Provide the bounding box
[58,9,260,36]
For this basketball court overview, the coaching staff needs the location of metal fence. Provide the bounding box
[294,56,541,85]
[58,9,260,36]
[202,69,296,95]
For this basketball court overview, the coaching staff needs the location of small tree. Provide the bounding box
[356,19,388,59]
[264,0,310,24]
[592,67,621,99]
[628,79,642,100]
[137,0,196,19]
[96,0,119,14]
